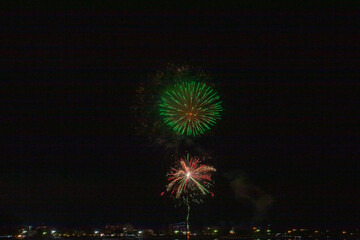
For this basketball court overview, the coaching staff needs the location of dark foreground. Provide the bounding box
[2,237,359,240]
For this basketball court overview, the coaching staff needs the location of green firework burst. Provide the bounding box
[159,81,222,136]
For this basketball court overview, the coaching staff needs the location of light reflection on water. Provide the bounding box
[135,238,329,240]
[141,238,353,240]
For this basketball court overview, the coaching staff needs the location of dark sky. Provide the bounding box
[1,4,359,228]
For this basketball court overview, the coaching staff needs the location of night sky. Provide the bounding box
[1,4,359,228]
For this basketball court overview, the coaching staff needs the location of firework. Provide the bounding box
[159,81,222,136]
[164,154,216,201]
[163,154,216,239]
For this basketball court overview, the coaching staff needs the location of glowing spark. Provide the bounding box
[164,154,216,200]
[159,81,222,136]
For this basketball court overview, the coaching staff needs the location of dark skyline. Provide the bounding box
[1,5,359,227]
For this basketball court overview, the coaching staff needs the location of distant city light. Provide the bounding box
[5,224,359,240]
